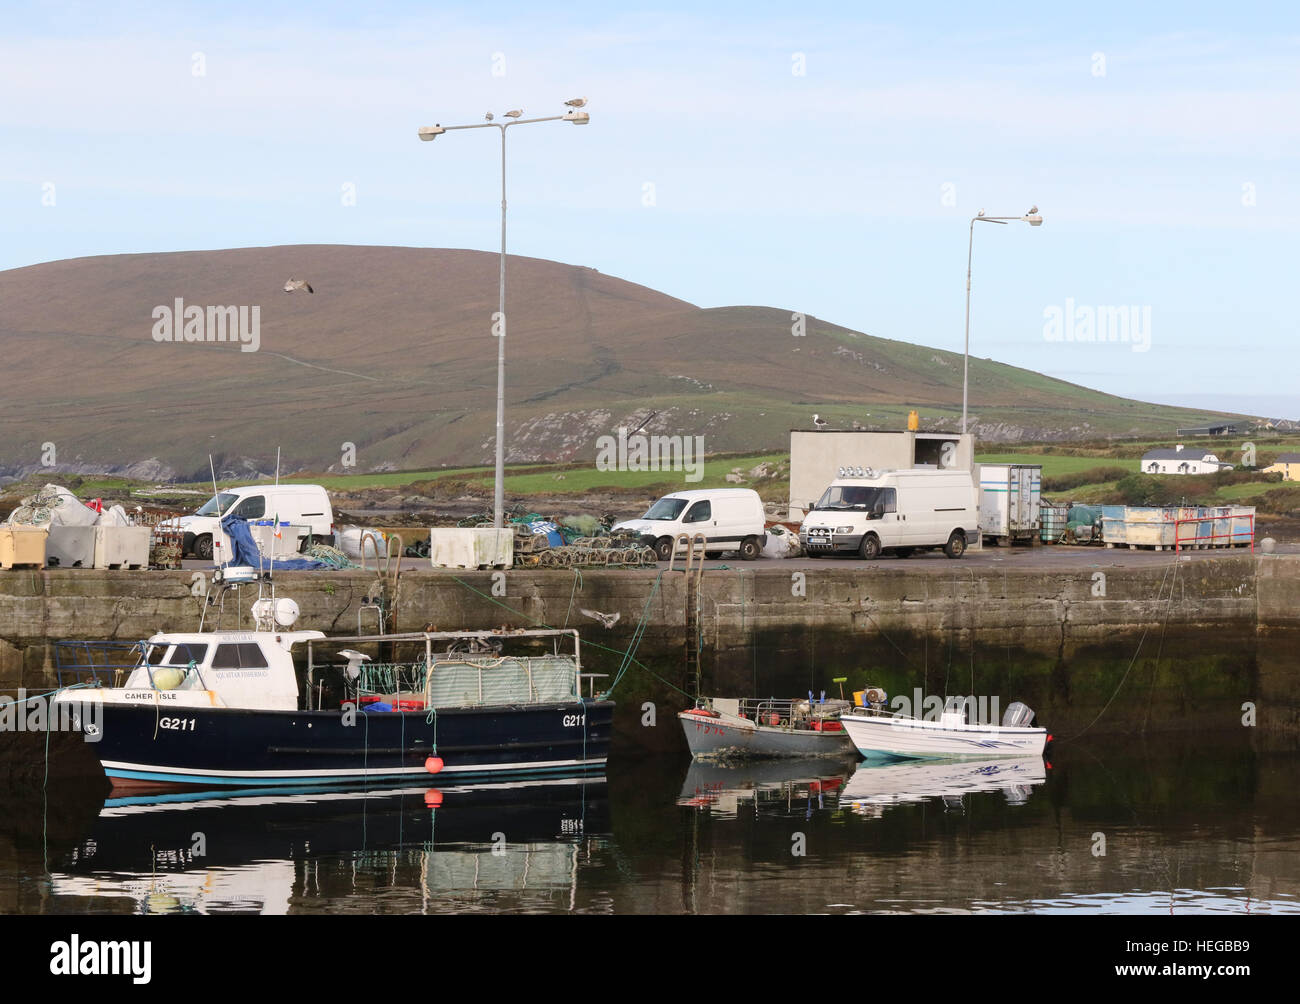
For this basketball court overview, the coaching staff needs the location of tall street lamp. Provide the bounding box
[962,207,1042,435]
[418,98,591,527]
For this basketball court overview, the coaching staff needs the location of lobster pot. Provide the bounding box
[1039,505,1068,543]
[425,655,578,709]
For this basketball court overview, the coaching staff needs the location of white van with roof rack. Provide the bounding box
[178,484,334,561]
[799,467,977,559]
[613,488,767,561]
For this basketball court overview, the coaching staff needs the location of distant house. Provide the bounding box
[1141,445,1233,475]
[1262,453,1300,481]
[1175,423,1248,436]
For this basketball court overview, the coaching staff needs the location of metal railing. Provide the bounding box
[53,640,147,689]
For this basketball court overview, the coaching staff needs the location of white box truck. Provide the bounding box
[977,464,1042,546]
[799,468,978,559]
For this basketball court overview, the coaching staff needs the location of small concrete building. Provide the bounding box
[788,429,974,520]
[1140,445,1233,475]
[1262,453,1300,481]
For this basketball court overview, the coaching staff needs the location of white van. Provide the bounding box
[613,488,768,561]
[179,484,334,560]
[799,468,977,559]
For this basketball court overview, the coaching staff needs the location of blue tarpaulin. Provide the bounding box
[220,515,336,571]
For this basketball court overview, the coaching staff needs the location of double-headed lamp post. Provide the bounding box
[418,99,591,528]
[962,207,1043,435]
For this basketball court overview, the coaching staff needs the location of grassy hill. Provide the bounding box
[0,244,1254,480]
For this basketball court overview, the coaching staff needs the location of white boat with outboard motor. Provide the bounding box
[838,690,1049,761]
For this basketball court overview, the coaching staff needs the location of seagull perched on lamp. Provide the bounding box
[504,109,523,118]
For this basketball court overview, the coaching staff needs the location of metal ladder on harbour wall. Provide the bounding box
[668,533,708,699]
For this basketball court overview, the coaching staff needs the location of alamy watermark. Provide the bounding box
[1043,298,1150,353]
[888,690,1002,725]
[151,299,260,352]
[0,691,102,742]
[595,426,704,482]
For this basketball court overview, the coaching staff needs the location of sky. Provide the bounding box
[3,1,1298,418]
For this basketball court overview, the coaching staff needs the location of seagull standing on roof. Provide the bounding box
[813,414,828,429]
[283,279,314,294]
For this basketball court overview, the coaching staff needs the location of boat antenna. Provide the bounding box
[208,454,225,567]
[275,446,280,486]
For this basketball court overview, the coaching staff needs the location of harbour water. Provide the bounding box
[2,731,1296,915]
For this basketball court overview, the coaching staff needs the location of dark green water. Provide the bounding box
[1,733,1297,915]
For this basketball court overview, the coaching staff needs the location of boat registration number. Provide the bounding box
[562,714,586,727]
[160,717,197,731]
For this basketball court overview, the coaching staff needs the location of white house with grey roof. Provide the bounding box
[1141,444,1233,475]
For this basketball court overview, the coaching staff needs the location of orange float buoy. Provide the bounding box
[425,756,444,774]
[424,789,443,808]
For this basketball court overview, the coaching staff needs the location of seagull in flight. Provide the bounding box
[338,650,371,680]
[580,609,621,629]
[565,97,587,108]
[283,279,314,294]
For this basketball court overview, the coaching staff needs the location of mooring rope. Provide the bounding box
[1055,558,1180,744]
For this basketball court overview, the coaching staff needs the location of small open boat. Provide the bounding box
[679,695,855,758]
[838,699,1048,761]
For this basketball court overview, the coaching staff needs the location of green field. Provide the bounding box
[974,453,1135,479]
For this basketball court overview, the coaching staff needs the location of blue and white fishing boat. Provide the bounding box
[52,587,611,790]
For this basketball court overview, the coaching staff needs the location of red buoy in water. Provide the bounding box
[424,789,443,808]
[425,756,444,774]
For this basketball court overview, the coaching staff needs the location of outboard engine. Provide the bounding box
[1002,701,1036,728]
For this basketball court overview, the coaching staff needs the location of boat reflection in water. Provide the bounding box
[678,757,858,818]
[51,775,608,915]
[840,756,1048,817]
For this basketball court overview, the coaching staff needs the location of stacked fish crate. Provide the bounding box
[1101,505,1255,551]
